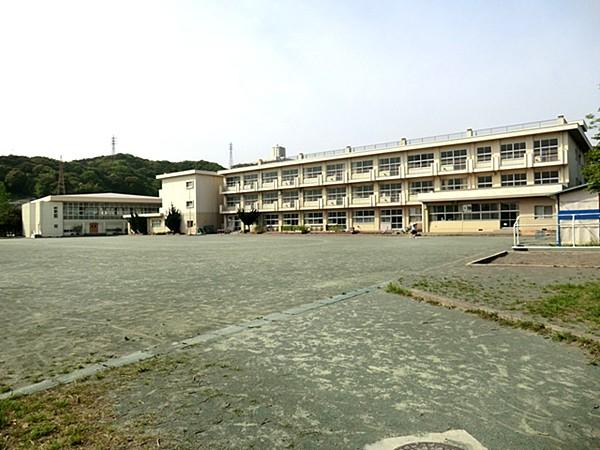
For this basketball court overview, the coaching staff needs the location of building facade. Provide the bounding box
[217,116,590,234]
[21,193,161,238]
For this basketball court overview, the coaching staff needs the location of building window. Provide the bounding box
[351,160,373,174]
[262,171,278,183]
[379,157,401,175]
[226,195,240,208]
[409,206,422,224]
[282,213,299,226]
[186,201,194,208]
[263,214,279,230]
[500,142,526,160]
[303,189,322,202]
[53,206,58,219]
[282,168,298,185]
[353,184,373,199]
[534,139,558,162]
[326,163,344,181]
[186,220,194,228]
[186,181,194,189]
[409,180,434,195]
[476,146,492,162]
[430,204,461,221]
[477,175,492,188]
[379,183,402,202]
[381,209,403,229]
[501,173,527,186]
[534,205,553,219]
[441,178,467,191]
[262,191,278,204]
[226,176,240,187]
[353,210,375,224]
[244,194,258,208]
[465,203,500,220]
[282,190,298,207]
[243,174,258,189]
[534,170,559,184]
[407,153,434,169]
[304,212,323,225]
[326,187,346,205]
[440,149,467,170]
[151,219,162,228]
[303,166,322,179]
[327,211,346,228]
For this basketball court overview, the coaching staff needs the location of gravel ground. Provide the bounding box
[489,250,600,268]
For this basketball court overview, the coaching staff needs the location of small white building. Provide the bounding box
[21,193,161,238]
[556,184,600,245]
[156,170,222,234]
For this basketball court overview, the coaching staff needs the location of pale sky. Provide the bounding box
[1,0,599,167]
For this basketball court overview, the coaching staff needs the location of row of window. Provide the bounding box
[225,170,561,206]
[226,139,561,186]
[62,202,159,220]
[260,208,423,228]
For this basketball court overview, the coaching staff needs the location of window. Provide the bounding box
[381,209,403,229]
[410,180,434,195]
[379,183,402,202]
[409,206,422,224]
[151,219,162,228]
[476,146,492,162]
[243,174,258,189]
[440,149,467,170]
[226,176,240,187]
[53,206,58,219]
[353,184,373,199]
[534,205,553,219]
[378,157,401,175]
[501,173,527,186]
[353,210,375,223]
[441,178,467,191]
[244,194,258,207]
[186,201,194,208]
[282,190,298,206]
[430,204,461,221]
[186,181,194,189]
[282,168,298,185]
[304,212,323,225]
[262,191,278,204]
[351,160,373,175]
[282,213,299,226]
[466,203,500,220]
[226,195,240,207]
[534,139,558,162]
[477,175,492,188]
[327,187,346,205]
[303,166,322,179]
[327,211,346,228]
[326,163,344,181]
[304,189,322,202]
[534,170,559,184]
[500,142,526,160]
[264,214,279,230]
[186,220,194,228]
[407,153,434,169]
[262,171,278,183]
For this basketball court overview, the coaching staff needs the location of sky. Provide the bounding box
[0,0,599,167]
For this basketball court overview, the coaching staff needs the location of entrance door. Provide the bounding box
[89,223,99,234]
[500,203,518,228]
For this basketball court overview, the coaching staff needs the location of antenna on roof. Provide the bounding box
[112,135,117,156]
[57,155,66,195]
[229,142,233,169]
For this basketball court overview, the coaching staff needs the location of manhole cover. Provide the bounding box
[395,444,465,450]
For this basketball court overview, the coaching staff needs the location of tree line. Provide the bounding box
[0,153,223,201]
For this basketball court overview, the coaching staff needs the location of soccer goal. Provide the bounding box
[513,211,600,248]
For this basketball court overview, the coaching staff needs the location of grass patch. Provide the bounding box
[526,282,600,326]
[385,282,412,297]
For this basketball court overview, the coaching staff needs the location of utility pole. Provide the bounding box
[112,135,117,156]
[229,142,233,169]
[57,155,66,195]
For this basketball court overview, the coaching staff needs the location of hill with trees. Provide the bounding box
[0,153,223,200]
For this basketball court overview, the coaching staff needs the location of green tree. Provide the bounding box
[0,182,21,236]
[127,210,148,235]
[236,208,260,233]
[165,204,182,233]
[584,109,600,191]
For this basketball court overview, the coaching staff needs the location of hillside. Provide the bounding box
[0,153,224,200]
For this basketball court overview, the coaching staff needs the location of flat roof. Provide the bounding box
[33,193,162,204]
[156,169,222,180]
[218,117,590,175]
